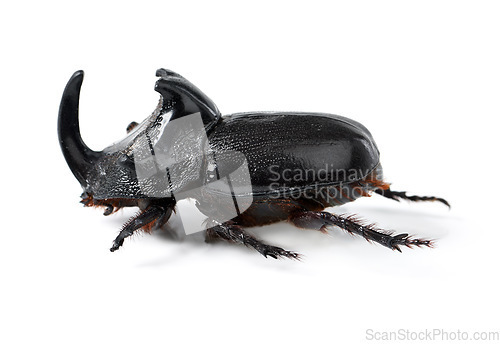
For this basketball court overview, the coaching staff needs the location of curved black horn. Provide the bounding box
[58,71,101,187]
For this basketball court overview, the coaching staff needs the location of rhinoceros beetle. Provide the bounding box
[58,69,449,259]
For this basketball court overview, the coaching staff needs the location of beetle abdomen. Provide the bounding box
[208,112,381,197]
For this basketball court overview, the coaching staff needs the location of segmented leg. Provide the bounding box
[110,205,170,252]
[375,187,450,207]
[126,121,139,133]
[206,221,301,260]
[289,211,433,252]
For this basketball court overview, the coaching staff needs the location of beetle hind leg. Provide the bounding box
[375,188,450,207]
[289,211,433,252]
[206,221,301,260]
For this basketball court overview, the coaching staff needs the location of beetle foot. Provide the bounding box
[388,234,434,252]
[258,246,302,260]
[375,188,450,208]
[110,240,123,252]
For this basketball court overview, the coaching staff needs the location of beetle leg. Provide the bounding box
[110,205,171,252]
[375,188,450,208]
[206,221,301,260]
[288,211,433,252]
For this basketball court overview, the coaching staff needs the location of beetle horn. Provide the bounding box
[58,70,101,187]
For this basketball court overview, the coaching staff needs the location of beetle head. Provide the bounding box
[58,69,221,199]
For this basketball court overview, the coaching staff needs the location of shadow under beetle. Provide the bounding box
[58,69,449,259]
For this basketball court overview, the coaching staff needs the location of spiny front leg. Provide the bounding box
[375,187,450,208]
[110,205,171,252]
[206,221,301,260]
[289,211,433,252]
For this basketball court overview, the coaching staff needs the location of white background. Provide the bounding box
[1,1,499,343]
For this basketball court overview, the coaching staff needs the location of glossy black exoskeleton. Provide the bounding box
[58,69,448,259]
